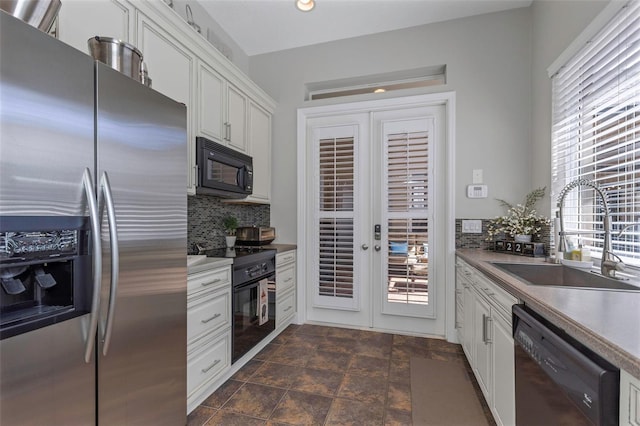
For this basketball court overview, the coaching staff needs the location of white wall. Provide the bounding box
[172,0,250,74]
[529,0,609,214]
[249,8,533,244]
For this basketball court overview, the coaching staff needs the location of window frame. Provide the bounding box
[550,1,640,268]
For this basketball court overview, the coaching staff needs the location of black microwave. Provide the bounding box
[196,137,253,198]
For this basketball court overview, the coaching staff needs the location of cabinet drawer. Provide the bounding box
[276,250,296,267]
[187,332,230,397]
[473,272,517,319]
[188,266,231,296]
[188,288,230,343]
[276,290,295,328]
[277,264,296,293]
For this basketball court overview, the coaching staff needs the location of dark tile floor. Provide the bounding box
[187,324,495,426]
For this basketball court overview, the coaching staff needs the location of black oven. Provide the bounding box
[196,136,253,199]
[232,270,275,363]
[1,216,91,340]
[205,247,276,363]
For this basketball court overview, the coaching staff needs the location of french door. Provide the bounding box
[300,96,450,337]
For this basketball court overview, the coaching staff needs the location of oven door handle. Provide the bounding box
[233,276,274,292]
[83,168,101,363]
[99,171,119,357]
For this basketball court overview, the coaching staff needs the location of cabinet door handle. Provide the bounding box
[228,123,232,141]
[284,277,293,283]
[201,278,222,287]
[486,316,493,344]
[482,314,488,343]
[201,313,221,324]
[483,287,495,296]
[284,306,293,312]
[201,359,221,373]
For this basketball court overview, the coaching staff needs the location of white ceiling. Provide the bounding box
[197,0,532,56]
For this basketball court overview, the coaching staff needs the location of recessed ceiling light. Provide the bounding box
[296,0,315,12]
[374,88,386,93]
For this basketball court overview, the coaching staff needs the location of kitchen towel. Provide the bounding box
[410,357,490,426]
[258,278,268,326]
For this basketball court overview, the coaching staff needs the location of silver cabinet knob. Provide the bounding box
[374,245,381,251]
[361,244,369,250]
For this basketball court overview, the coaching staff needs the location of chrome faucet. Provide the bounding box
[557,178,624,277]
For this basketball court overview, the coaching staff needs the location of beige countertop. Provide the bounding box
[261,243,297,253]
[456,249,640,379]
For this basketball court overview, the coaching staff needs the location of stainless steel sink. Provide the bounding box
[491,262,640,291]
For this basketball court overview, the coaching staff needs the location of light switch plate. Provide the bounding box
[462,219,482,233]
[472,169,483,184]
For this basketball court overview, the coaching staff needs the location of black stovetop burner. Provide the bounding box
[203,247,276,270]
[204,246,274,259]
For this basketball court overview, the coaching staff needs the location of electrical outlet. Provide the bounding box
[462,219,482,233]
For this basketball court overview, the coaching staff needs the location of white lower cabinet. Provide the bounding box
[456,257,517,426]
[187,264,232,413]
[621,369,640,426]
[276,250,297,328]
[491,309,516,426]
[473,293,492,398]
[187,331,230,400]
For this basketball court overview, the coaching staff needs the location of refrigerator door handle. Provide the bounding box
[83,168,102,363]
[99,171,119,356]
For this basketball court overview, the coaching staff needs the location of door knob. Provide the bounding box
[374,245,381,251]
[361,244,369,250]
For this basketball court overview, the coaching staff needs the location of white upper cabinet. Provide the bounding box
[246,102,271,203]
[197,62,225,143]
[136,13,194,107]
[226,84,248,153]
[56,0,275,200]
[57,0,133,54]
[136,10,196,193]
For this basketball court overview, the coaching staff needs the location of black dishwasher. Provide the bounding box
[512,305,619,426]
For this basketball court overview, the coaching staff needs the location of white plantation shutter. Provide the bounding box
[385,130,429,306]
[317,135,356,303]
[551,1,640,265]
[388,132,429,211]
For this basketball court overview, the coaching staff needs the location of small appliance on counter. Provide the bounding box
[236,226,275,246]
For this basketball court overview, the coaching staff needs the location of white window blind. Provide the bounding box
[318,137,355,298]
[551,1,640,265]
[386,131,429,305]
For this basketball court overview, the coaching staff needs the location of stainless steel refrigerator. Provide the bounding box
[0,11,187,425]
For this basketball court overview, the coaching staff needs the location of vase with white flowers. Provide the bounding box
[486,187,550,242]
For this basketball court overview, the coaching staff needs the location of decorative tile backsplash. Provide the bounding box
[188,195,270,252]
[455,219,551,254]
